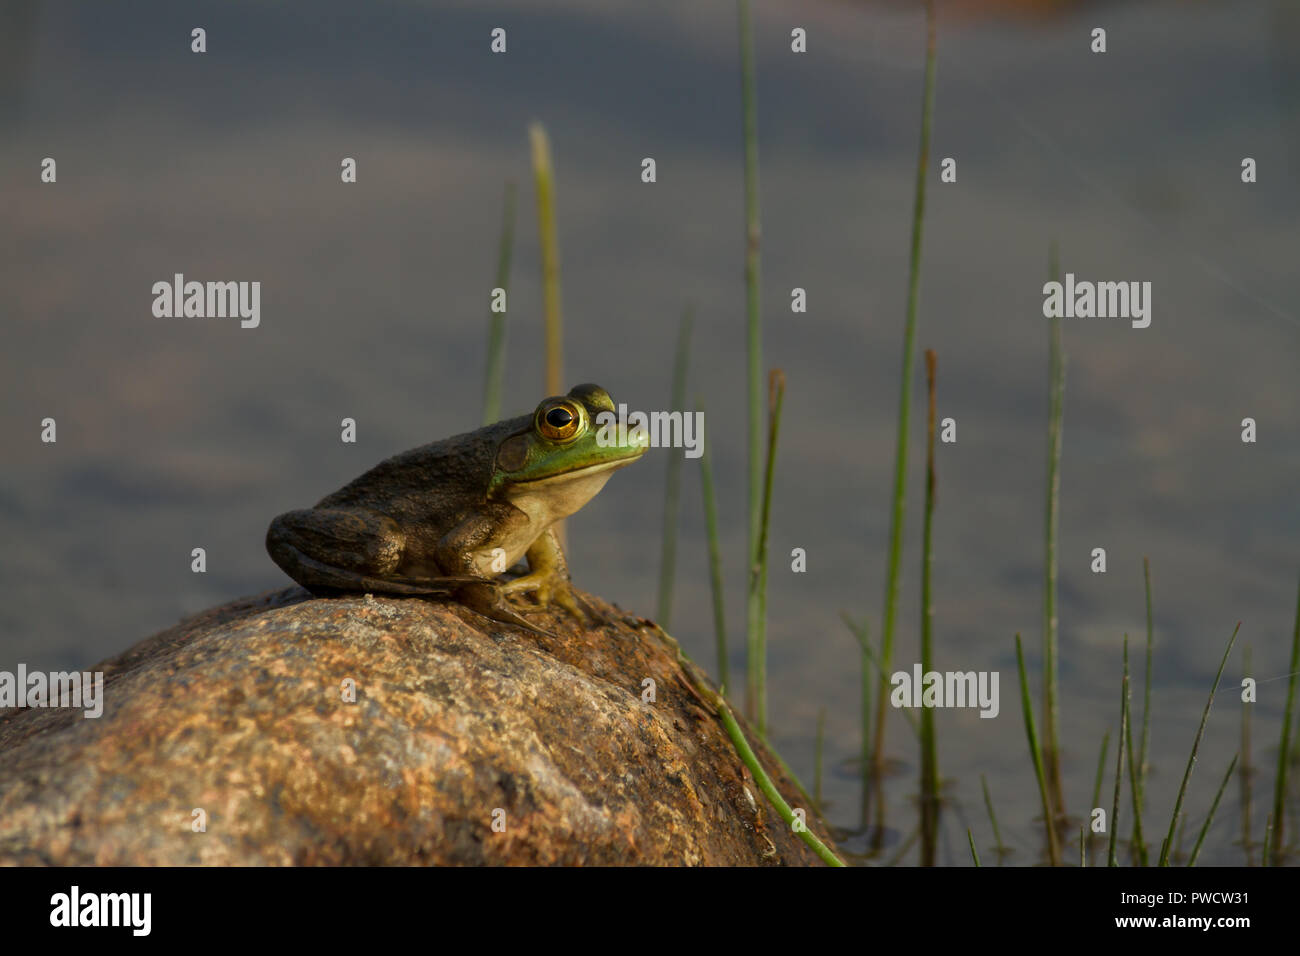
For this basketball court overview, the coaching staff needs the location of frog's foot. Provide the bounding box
[499,572,593,622]
[455,581,559,639]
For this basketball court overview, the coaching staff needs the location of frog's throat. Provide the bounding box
[500,457,639,525]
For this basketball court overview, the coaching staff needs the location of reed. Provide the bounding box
[1042,240,1066,819]
[1137,558,1154,797]
[1240,645,1254,864]
[481,182,517,425]
[528,124,563,398]
[1122,644,1148,865]
[1157,622,1240,866]
[1016,633,1060,865]
[844,612,919,738]
[1108,638,1130,868]
[737,0,764,724]
[919,349,939,864]
[1088,730,1110,866]
[815,707,827,808]
[1270,577,1300,863]
[713,687,845,866]
[655,310,693,629]
[750,370,786,734]
[871,0,938,780]
[1188,753,1238,867]
[696,397,729,692]
[980,773,1006,860]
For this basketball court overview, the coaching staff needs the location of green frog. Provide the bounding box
[266,384,647,635]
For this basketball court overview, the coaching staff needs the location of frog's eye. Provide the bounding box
[536,400,583,442]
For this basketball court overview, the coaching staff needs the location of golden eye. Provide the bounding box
[536,400,582,442]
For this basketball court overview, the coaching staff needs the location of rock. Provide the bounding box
[0,587,837,865]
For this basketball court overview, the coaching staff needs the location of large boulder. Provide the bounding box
[0,588,836,865]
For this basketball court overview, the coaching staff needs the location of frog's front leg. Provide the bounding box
[431,505,562,637]
[499,526,590,620]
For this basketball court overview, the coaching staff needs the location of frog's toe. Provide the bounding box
[549,583,589,620]
[499,574,541,598]
[500,574,591,622]
[456,581,557,638]
[536,580,598,624]
[500,573,563,605]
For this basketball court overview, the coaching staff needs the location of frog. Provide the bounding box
[266,383,647,636]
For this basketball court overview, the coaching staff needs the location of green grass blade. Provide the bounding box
[968,829,981,867]
[1158,622,1241,866]
[1043,239,1066,815]
[872,0,938,780]
[714,694,845,866]
[1271,576,1300,864]
[655,310,693,629]
[919,349,939,865]
[737,0,764,725]
[1188,753,1238,867]
[696,397,729,692]
[528,123,563,398]
[843,612,918,738]
[884,825,920,867]
[980,773,1005,858]
[1123,637,1148,865]
[815,706,826,808]
[1089,729,1110,866]
[1174,812,1189,864]
[651,623,841,864]
[858,613,872,800]
[1016,633,1060,865]
[1109,637,1130,867]
[750,370,785,735]
[757,729,822,821]
[1091,730,1111,813]
[842,611,873,819]
[1138,557,1154,793]
[482,181,517,425]
[1241,644,1254,865]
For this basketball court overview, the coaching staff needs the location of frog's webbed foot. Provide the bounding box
[495,526,601,624]
[499,572,596,623]
[455,581,559,639]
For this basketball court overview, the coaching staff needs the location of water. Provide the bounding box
[2,0,1297,865]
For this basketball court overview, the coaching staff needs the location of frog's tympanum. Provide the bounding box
[267,384,647,635]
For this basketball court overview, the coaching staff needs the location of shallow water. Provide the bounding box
[2,0,1297,865]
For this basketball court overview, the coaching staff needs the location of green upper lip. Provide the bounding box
[515,446,645,485]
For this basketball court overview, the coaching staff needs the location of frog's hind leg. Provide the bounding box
[267,508,556,637]
[272,546,477,597]
[278,547,554,637]
[453,581,559,639]
[267,507,476,597]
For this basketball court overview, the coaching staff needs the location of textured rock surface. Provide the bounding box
[0,588,836,865]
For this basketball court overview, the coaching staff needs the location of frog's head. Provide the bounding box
[489,384,648,509]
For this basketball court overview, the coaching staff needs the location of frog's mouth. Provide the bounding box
[511,455,641,487]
